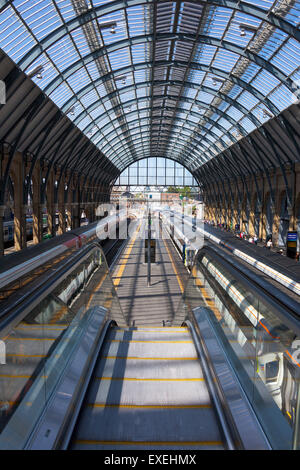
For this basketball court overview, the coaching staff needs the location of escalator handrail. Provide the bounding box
[0,242,125,337]
[191,244,300,338]
[25,318,114,450]
[187,319,235,450]
[186,311,272,450]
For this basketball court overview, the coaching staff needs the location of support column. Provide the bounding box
[92,202,97,222]
[259,176,265,241]
[13,153,26,251]
[57,180,66,235]
[288,165,297,231]
[46,168,55,237]
[72,183,81,229]
[32,161,42,244]
[249,205,255,235]
[273,190,282,247]
[85,205,90,223]
[65,183,72,231]
[0,205,5,256]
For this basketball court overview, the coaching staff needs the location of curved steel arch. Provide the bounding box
[92,101,239,143]
[97,114,231,160]
[38,33,296,98]
[60,61,280,120]
[95,123,224,169]
[34,52,287,166]
[80,99,249,165]
[77,93,252,152]
[101,135,217,171]
[0,0,299,191]
[70,75,269,134]
[15,0,300,71]
[99,126,214,165]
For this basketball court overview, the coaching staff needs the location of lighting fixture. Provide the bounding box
[212,77,224,85]
[98,21,117,34]
[115,76,127,85]
[263,109,273,119]
[239,23,258,36]
[28,65,44,79]
[66,105,76,116]
[211,77,224,87]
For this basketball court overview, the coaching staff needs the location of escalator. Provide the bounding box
[0,239,300,450]
[69,325,225,450]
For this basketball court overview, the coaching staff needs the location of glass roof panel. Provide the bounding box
[0,0,298,175]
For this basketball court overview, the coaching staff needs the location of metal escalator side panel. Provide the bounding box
[24,310,110,450]
[189,308,272,450]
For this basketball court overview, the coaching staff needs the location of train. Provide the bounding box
[3,217,46,244]
[159,209,198,268]
[159,208,300,297]
[0,209,128,291]
[3,214,90,245]
[160,207,300,427]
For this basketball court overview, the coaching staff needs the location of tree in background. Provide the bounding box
[167,186,191,198]
[167,186,180,193]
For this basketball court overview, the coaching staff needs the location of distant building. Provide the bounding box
[161,192,180,202]
[121,191,134,199]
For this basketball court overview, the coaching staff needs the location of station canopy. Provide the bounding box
[0,0,299,180]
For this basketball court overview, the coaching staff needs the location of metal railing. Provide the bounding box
[0,243,126,449]
[174,244,300,450]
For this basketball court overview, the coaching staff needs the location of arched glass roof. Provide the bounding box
[114,156,198,186]
[0,0,299,175]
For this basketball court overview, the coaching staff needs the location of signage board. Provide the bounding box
[286,231,298,259]
[145,239,156,263]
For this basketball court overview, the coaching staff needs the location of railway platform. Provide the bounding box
[204,222,300,280]
[112,217,189,326]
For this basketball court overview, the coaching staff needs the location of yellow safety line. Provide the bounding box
[162,237,184,293]
[16,326,66,331]
[7,337,59,341]
[113,221,142,288]
[101,356,197,361]
[6,353,47,358]
[86,272,107,310]
[115,327,188,330]
[0,374,48,379]
[87,403,211,409]
[96,377,204,382]
[49,305,68,324]
[192,266,222,321]
[75,439,222,447]
[109,340,193,343]
[0,400,32,407]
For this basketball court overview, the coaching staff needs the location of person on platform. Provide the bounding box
[266,239,273,249]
